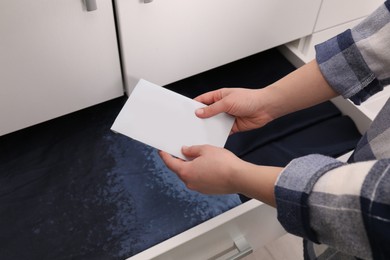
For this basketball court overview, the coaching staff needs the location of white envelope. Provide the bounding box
[111,79,234,160]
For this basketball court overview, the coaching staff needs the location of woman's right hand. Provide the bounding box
[194,61,340,134]
[195,88,274,133]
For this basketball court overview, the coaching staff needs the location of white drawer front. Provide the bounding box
[314,0,383,32]
[128,200,286,260]
[115,0,322,93]
[0,0,123,136]
[306,19,363,61]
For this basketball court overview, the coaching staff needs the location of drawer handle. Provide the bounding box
[227,236,253,260]
[85,0,97,11]
[143,0,154,3]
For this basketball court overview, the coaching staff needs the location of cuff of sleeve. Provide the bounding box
[275,154,344,243]
[315,29,382,105]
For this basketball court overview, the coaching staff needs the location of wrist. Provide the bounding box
[226,158,250,194]
[260,60,338,119]
[233,161,282,207]
[259,84,290,121]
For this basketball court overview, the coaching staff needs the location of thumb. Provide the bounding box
[182,145,203,159]
[195,101,226,118]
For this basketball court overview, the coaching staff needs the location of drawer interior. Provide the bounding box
[0,48,361,259]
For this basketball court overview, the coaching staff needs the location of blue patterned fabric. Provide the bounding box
[0,97,241,259]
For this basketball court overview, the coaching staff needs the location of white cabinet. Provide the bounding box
[281,0,384,65]
[128,200,286,260]
[314,0,383,32]
[2,1,378,258]
[0,0,123,136]
[115,0,322,93]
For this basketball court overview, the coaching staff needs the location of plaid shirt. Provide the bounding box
[275,1,390,259]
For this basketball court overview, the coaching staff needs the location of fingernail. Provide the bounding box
[182,145,189,151]
[195,108,204,116]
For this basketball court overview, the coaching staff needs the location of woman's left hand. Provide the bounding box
[159,145,245,194]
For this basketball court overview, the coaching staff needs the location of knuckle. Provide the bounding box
[186,183,199,192]
[185,183,194,190]
[176,167,189,180]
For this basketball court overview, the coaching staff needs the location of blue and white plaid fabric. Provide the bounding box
[275,1,390,259]
[315,1,390,105]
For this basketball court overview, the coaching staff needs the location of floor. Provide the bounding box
[243,234,304,260]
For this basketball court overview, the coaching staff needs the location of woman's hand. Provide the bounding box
[194,88,274,134]
[159,145,282,207]
[194,61,339,134]
[159,145,245,194]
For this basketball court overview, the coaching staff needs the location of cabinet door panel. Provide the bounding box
[0,0,123,136]
[115,0,321,93]
[314,0,383,32]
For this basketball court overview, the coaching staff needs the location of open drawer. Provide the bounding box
[128,200,286,260]
[127,48,365,260]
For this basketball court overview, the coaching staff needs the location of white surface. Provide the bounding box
[115,0,322,93]
[304,19,364,62]
[111,79,234,160]
[359,87,390,120]
[314,0,383,32]
[128,200,286,260]
[0,0,123,136]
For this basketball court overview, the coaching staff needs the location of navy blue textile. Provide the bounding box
[226,102,362,166]
[0,97,241,260]
[0,48,362,259]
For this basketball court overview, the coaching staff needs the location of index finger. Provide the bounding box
[194,90,222,105]
[158,150,185,173]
